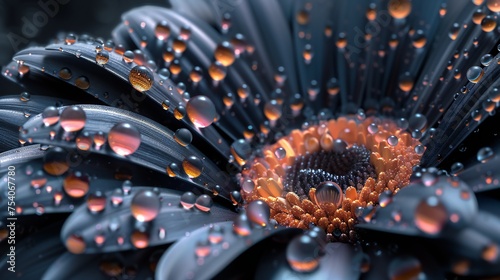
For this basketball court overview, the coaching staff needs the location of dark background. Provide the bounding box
[0,0,169,65]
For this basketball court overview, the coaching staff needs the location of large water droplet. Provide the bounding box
[108,123,141,156]
[195,194,213,212]
[174,128,193,147]
[43,147,69,176]
[42,106,59,126]
[314,181,343,208]
[467,66,484,83]
[233,212,252,236]
[129,66,154,92]
[63,172,89,198]
[286,234,321,272]
[482,15,497,32]
[60,106,86,132]
[131,190,160,222]
[186,95,216,128]
[247,200,270,227]
[182,156,203,178]
[388,0,411,19]
[477,147,494,162]
[414,196,448,235]
[214,41,235,67]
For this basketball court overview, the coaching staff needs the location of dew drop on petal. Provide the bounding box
[195,194,213,212]
[131,230,149,249]
[333,139,348,153]
[214,41,235,67]
[208,225,224,244]
[76,132,92,151]
[208,61,227,81]
[233,212,252,236]
[414,144,425,155]
[241,179,255,193]
[95,51,109,65]
[195,240,211,258]
[387,135,399,146]
[129,66,154,92]
[247,200,270,227]
[367,123,379,134]
[450,162,464,176]
[378,190,393,207]
[19,91,30,102]
[481,15,497,32]
[409,113,427,131]
[131,190,160,222]
[314,181,343,208]
[122,180,132,195]
[477,147,494,162]
[180,192,196,209]
[60,106,86,132]
[108,123,141,156]
[63,172,89,198]
[110,188,124,207]
[43,147,69,176]
[467,66,484,83]
[182,156,203,178]
[275,147,286,159]
[186,95,216,128]
[481,54,493,66]
[87,191,107,213]
[174,128,193,147]
[286,235,321,273]
[154,21,170,40]
[66,234,86,254]
[75,76,90,90]
[388,0,411,19]
[414,196,448,235]
[123,50,134,63]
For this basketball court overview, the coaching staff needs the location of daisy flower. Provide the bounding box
[1,0,500,279]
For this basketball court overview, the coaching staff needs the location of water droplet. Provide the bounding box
[19,91,30,102]
[195,194,213,212]
[230,139,252,165]
[173,105,186,120]
[43,147,69,176]
[367,123,379,134]
[180,192,197,209]
[41,106,60,126]
[208,61,227,81]
[122,50,134,63]
[233,212,252,236]
[87,191,106,213]
[208,225,223,244]
[214,41,235,67]
[166,162,181,177]
[487,0,500,13]
[66,234,86,254]
[264,100,282,121]
[409,114,427,131]
[76,132,92,151]
[286,234,321,272]
[111,188,124,206]
[241,179,255,193]
[477,147,494,162]
[450,162,464,176]
[155,21,170,40]
[333,139,348,153]
[93,131,106,150]
[449,23,460,40]
[247,200,270,227]
[467,66,484,83]
[129,66,154,92]
[65,33,76,45]
[186,95,216,128]
[275,147,286,159]
[60,106,86,132]
[481,54,493,67]
[57,67,72,81]
[75,76,90,90]
[131,230,149,248]
[387,135,399,146]
[314,181,343,208]
[183,156,203,178]
[378,191,392,207]
[388,0,411,19]
[95,51,109,65]
[414,196,448,235]
[195,240,211,258]
[131,190,160,222]
[398,72,414,91]
[108,123,141,156]
[174,128,193,147]
[63,172,89,198]
[481,15,497,32]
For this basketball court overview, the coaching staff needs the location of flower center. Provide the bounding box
[240,116,423,242]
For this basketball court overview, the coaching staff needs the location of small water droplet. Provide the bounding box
[467,66,484,83]
[95,51,110,65]
[182,156,203,178]
[414,196,447,235]
[180,192,197,209]
[275,147,286,159]
[129,66,154,92]
[387,135,399,146]
[314,181,343,208]
[108,123,141,156]
[174,128,193,147]
[477,147,494,162]
[75,76,90,90]
[131,190,160,222]
[450,162,464,176]
[155,20,170,40]
[63,172,89,198]
[60,106,86,132]
[87,191,106,213]
[195,194,213,212]
[247,200,270,227]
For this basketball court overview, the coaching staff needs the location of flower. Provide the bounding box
[1,0,500,279]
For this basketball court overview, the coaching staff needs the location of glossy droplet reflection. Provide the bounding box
[131,190,161,222]
[155,21,170,40]
[180,192,196,209]
[42,106,59,126]
[214,41,235,67]
[247,200,270,227]
[95,51,109,65]
[174,128,193,146]
[43,147,69,176]
[467,66,484,83]
[87,192,107,213]
[286,235,321,272]
[314,181,343,208]
[63,172,89,198]
[194,194,213,212]
[388,0,411,19]
[414,196,448,235]
[60,106,86,132]
[182,156,203,178]
[186,95,216,128]
[129,66,154,92]
[108,123,141,156]
[66,234,86,254]
[477,147,494,162]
